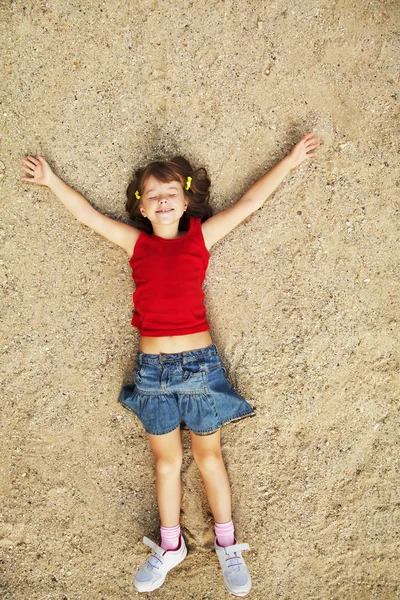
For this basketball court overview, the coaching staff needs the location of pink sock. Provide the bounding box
[160,524,181,551]
[215,520,235,547]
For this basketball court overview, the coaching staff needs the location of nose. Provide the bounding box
[158,197,167,204]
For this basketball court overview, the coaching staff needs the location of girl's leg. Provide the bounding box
[191,431,252,597]
[190,430,231,524]
[134,427,186,593]
[148,426,183,527]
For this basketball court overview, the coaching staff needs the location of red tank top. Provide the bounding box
[129,217,211,337]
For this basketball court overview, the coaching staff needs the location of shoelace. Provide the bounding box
[221,542,250,573]
[142,537,166,572]
[226,554,242,571]
[146,554,162,571]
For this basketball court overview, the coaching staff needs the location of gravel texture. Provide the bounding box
[1,1,399,599]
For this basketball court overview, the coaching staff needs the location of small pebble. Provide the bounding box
[258,21,263,30]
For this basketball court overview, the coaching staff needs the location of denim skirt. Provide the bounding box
[118,344,255,436]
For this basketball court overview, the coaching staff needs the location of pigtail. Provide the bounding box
[171,156,213,225]
[126,168,153,233]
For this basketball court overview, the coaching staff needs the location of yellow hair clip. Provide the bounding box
[185,176,192,191]
[135,190,141,200]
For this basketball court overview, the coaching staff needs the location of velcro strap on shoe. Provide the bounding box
[224,542,250,554]
[142,536,164,556]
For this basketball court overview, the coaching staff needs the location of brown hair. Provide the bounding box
[126,156,213,233]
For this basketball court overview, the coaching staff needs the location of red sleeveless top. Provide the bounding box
[129,217,211,337]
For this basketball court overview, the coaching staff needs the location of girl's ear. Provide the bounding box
[140,205,146,217]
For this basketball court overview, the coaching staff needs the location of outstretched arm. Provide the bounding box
[21,155,139,257]
[201,133,320,250]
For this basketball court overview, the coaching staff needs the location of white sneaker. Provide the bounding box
[214,538,252,597]
[133,535,187,593]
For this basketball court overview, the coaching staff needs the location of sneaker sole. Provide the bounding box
[133,546,188,593]
[224,585,251,598]
[228,591,251,598]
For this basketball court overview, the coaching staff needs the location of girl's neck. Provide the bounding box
[151,222,183,239]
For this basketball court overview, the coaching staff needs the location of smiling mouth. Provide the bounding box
[156,208,174,213]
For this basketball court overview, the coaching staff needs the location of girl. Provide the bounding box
[21,132,319,597]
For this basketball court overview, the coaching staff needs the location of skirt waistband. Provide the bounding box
[138,343,218,365]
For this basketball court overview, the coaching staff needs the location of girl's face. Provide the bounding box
[140,176,188,225]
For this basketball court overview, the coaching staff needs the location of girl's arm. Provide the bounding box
[201,133,320,250]
[21,155,140,257]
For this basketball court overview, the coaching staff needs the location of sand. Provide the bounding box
[1,0,399,598]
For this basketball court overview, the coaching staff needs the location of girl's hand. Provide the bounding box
[287,133,320,170]
[21,154,53,186]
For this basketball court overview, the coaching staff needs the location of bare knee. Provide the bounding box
[155,453,183,477]
[193,447,224,474]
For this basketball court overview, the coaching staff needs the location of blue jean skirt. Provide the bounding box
[118,344,255,436]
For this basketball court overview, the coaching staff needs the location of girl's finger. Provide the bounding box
[22,165,34,173]
[22,176,35,182]
[22,157,37,168]
[302,132,315,142]
[305,141,320,149]
[305,136,319,144]
[23,156,39,168]
[304,140,319,149]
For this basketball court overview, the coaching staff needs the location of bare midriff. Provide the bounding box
[139,331,213,355]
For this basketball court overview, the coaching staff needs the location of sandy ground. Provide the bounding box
[1,0,399,598]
